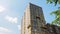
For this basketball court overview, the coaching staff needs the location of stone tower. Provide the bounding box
[21,3,46,34]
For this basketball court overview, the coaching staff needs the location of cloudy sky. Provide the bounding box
[0,0,59,34]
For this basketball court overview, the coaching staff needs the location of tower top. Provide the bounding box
[28,3,42,8]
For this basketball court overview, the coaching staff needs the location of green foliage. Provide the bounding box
[46,0,60,26]
[50,9,60,25]
[47,0,60,5]
[50,9,60,17]
[58,0,60,4]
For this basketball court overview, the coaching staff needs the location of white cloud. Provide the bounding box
[17,25,21,30]
[0,27,12,32]
[5,15,18,24]
[0,6,5,12]
[0,32,4,34]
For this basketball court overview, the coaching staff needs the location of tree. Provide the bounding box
[50,9,60,25]
[47,0,60,5]
[46,0,60,26]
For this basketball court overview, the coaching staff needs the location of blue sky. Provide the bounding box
[0,0,59,34]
